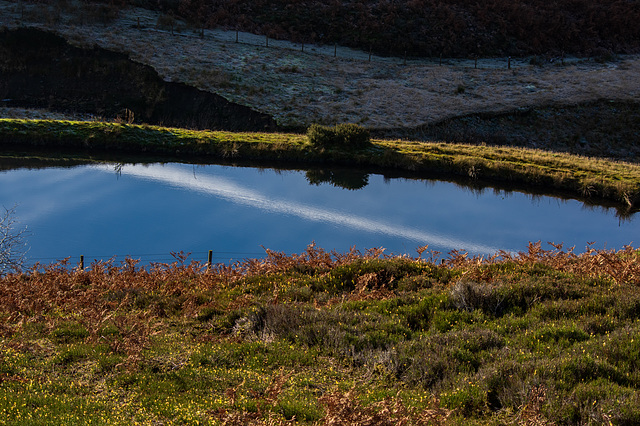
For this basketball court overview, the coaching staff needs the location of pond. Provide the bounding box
[1,161,638,267]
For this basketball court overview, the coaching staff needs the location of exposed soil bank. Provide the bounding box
[0,28,278,132]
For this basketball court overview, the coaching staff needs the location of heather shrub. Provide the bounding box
[307,123,371,149]
[450,280,502,315]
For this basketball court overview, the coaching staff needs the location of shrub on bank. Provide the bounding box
[307,123,371,149]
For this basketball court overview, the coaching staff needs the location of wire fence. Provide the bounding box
[1,0,585,71]
[24,249,272,270]
[124,11,559,69]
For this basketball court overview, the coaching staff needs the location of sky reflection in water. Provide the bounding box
[1,162,637,265]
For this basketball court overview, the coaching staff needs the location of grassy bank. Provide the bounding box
[0,243,639,424]
[1,118,639,212]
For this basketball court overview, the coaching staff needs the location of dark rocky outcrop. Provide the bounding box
[0,28,278,131]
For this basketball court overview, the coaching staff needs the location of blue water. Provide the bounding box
[1,162,637,266]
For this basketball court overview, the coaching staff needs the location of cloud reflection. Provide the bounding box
[96,164,505,254]
[5,167,118,224]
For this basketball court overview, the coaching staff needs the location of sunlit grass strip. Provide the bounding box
[375,140,640,206]
[1,118,639,208]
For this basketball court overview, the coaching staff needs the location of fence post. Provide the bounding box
[508,56,511,69]
[208,250,213,269]
[79,255,84,271]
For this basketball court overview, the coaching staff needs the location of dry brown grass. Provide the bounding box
[514,386,555,426]
[499,242,640,285]
[2,243,637,334]
[319,390,451,426]
[217,370,453,426]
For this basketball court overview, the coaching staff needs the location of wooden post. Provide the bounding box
[80,255,84,270]
[508,56,511,69]
[301,41,304,52]
[208,250,213,269]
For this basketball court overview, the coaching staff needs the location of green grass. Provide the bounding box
[1,244,639,424]
[1,118,639,211]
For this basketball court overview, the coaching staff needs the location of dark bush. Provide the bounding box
[334,123,371,147]
[307,123,371,149]
[307,124,338,146]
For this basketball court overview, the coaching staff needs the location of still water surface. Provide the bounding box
[1,162,637,265]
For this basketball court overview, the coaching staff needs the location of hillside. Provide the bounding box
[0,28,277,131]
[1,1,639,160]
[129,0,640,58]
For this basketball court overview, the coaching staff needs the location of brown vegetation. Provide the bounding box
[10,0,640,58]
[147,0,640,57]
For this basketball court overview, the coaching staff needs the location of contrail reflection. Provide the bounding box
[96,164,504,254]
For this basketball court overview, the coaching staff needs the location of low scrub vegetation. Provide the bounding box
[307,123,371,149]
[1,242,640,424]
